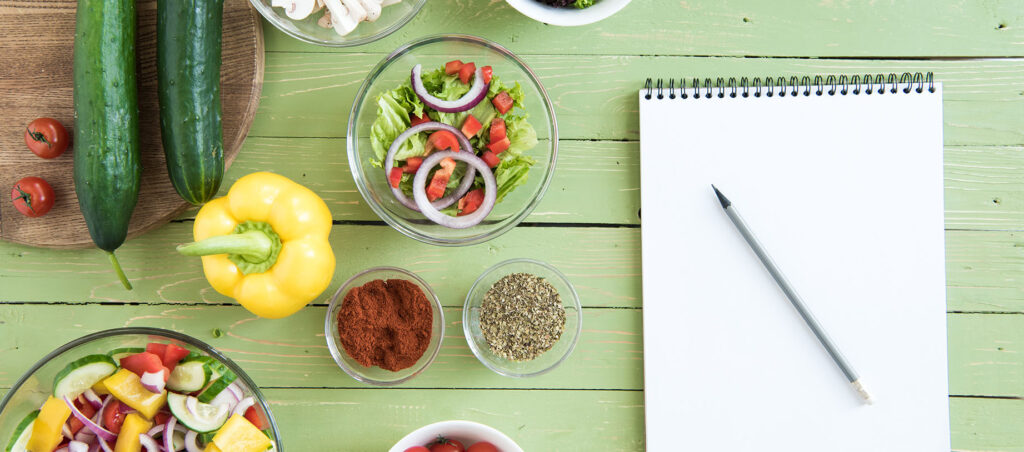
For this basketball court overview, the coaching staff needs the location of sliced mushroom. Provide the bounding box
[271,0,316,20]
[324,0,359,35]
[340,0,367,22]
[313,0,325,13]
[358,0,382,22]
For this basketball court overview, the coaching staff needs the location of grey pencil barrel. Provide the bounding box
[722,205,860,383]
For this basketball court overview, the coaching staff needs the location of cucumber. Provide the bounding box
[167,392,229,433]
[5,410,37,452]
[72,0,140,290]
[167,358,214,392]
[198,431,217,446]
[156,0,225,205]
[197,369,236,403]
[107,347,145,361]
[53,354,118,399]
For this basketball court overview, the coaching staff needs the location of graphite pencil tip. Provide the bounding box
[712,184,731,208]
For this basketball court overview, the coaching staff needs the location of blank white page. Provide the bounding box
[640,84,948,451]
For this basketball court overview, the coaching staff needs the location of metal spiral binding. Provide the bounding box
[643,72,934,100]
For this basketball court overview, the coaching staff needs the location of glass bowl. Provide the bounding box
[348,34,559,246]
[0,328,282,450]
[325,267,444,386]
[463,259,582,378]
[249,0,427,47]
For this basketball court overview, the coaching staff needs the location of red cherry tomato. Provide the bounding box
[11,177,55,217]
[467,442,499,452]
[404,448,430,452]
[244,405,268,430]
[119,352,164,377]
[428,437,465,452]
[24,117,69,159]
[103,401,126,434]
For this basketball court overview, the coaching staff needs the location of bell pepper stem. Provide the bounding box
[107,251,132,290]
[177,230,274,262]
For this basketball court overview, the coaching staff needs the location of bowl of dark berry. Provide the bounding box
[462,258,582,378]
[505,0,632,26]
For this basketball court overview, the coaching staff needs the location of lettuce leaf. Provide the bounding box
[369,84,427,167]
[493,153,536,203]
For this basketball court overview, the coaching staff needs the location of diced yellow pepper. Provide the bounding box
[212,414,272,452]
[92,379,111,395]
[204,444,224,452]
[26,396,70,452]
[114,413,153,452]
[102,369,167,419]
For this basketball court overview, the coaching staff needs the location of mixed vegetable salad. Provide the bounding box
[6,342,275,452]
[370,60,538,229]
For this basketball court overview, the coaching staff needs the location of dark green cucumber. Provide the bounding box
[157,0,225,205]
[72,0,140,290]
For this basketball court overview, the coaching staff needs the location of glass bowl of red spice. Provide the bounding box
[324,266,444,386]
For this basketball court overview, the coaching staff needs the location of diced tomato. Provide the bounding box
[244,406,268,430]
[410,113,430,126]
[154,411,171,426]
[457,189,486,216]
[459,62,477,84]
[444,60,463,75]
[481,66,493,84]
[388,167,404,189]
[492,91,514,114]
[120,352,163,378]
[103,401,126,434]
[489,118,506,143]
[461,115,482,138]
[426,158,457,201]
[404,157,423,174]
[145,343,167,358]
[69,399,98,435]
[481,151,501,168]
[487,137,510,154]
[162,344,189,369]
[162,366,171,382]
[426,130,460,154]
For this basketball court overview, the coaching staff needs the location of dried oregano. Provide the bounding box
[479,273,566,361]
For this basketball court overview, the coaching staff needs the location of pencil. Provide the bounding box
[712,184,873,404]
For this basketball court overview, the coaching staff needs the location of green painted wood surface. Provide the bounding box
[3,0,1024,449]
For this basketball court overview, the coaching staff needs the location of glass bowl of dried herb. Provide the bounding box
[463,258,583,378]
[325,266,445,386]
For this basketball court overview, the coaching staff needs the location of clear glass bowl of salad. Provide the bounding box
[249,0,427,47]
[0,328,281,452]
[348,34,558,246]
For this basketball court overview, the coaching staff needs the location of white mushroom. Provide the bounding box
[313,0,325,13]
[357,0,382,22]
[324,0,359,36]
[271,0,316,20]
[340,0,367,22]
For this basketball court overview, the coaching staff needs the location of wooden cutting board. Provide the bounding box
[0,0,263,249]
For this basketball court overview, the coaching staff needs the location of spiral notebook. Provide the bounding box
[640,74,949,451]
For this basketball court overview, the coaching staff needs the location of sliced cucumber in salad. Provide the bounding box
[107,347,145,361]
[167,392,230,433]
[5,410,37,452]
[198,368,237,403]
[167,356,215,392]
[52,354,117,399]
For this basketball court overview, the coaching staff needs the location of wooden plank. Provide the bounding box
[249,53,1024,146]
[259,0,1024,58]
[951,397,1024,452]
[0,305,1020,399]
[946,231,1024,313]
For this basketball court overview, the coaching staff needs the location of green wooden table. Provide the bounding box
[3,1,1024,450]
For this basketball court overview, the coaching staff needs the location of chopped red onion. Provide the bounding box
[232,397,255,417]
[69,441,89,452]
[412,150,497,228]
[383,121,476,212]
[83,389,104,410]
[139,433,160,452]
[184,430,203,452]
[63,396,117,442]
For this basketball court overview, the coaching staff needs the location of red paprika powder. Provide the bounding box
[337,278,432,371]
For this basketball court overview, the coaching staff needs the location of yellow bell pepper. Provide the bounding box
[27,396,69,452]
[204,444,224,452]
[178,172,335,319]
[211,414,272,452]
[114,413,153,452]
[102,369,167,419]
[91,379,110,395]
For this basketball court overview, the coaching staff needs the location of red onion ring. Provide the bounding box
[383,121,476,211]
[140,371,165,394]
[232,397,255,417]
[412,150,497,229]
[63,396,117,442]
[83,389,104,410]
[184,430,202,452]
[411,64,489,113]
[139,434,160,452]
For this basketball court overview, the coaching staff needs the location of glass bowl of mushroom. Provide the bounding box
[249,0,427,47]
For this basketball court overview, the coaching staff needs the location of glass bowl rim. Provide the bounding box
[347,33,560,247]
[462,258,583,378]
[247,0,428,48]
[324,266,446,386]
[0,327,283,450]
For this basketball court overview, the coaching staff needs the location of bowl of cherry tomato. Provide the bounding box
[390,420,522,452]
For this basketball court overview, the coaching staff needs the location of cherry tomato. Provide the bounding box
[103,400,126,434]
[11,177,55,217]
[467,442,499,452]
[404,448,430,452]
[428,437,465,452]
[24,117,69,159]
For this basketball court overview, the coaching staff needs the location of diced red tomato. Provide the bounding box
[426,158,457,201]
[481,151,501,168]
[492,91,514,114]
[489,118,506,143]
[154,411,171,426]
[244,406,268,430]
[103,401,126,434]
[481,66,493,84]
[404,157,423,174]
[461,115,482,138]
[487,137,510,154]
[444,60,463,75]
[426,130,460,154]
[459,62,477,85]
[457,189,486,216]
[120,352,163,378]
[410,113,430,126]
[69,399,97,435]
[162,344,189,369]
[389,167,404,189]
[145,343,167,358]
